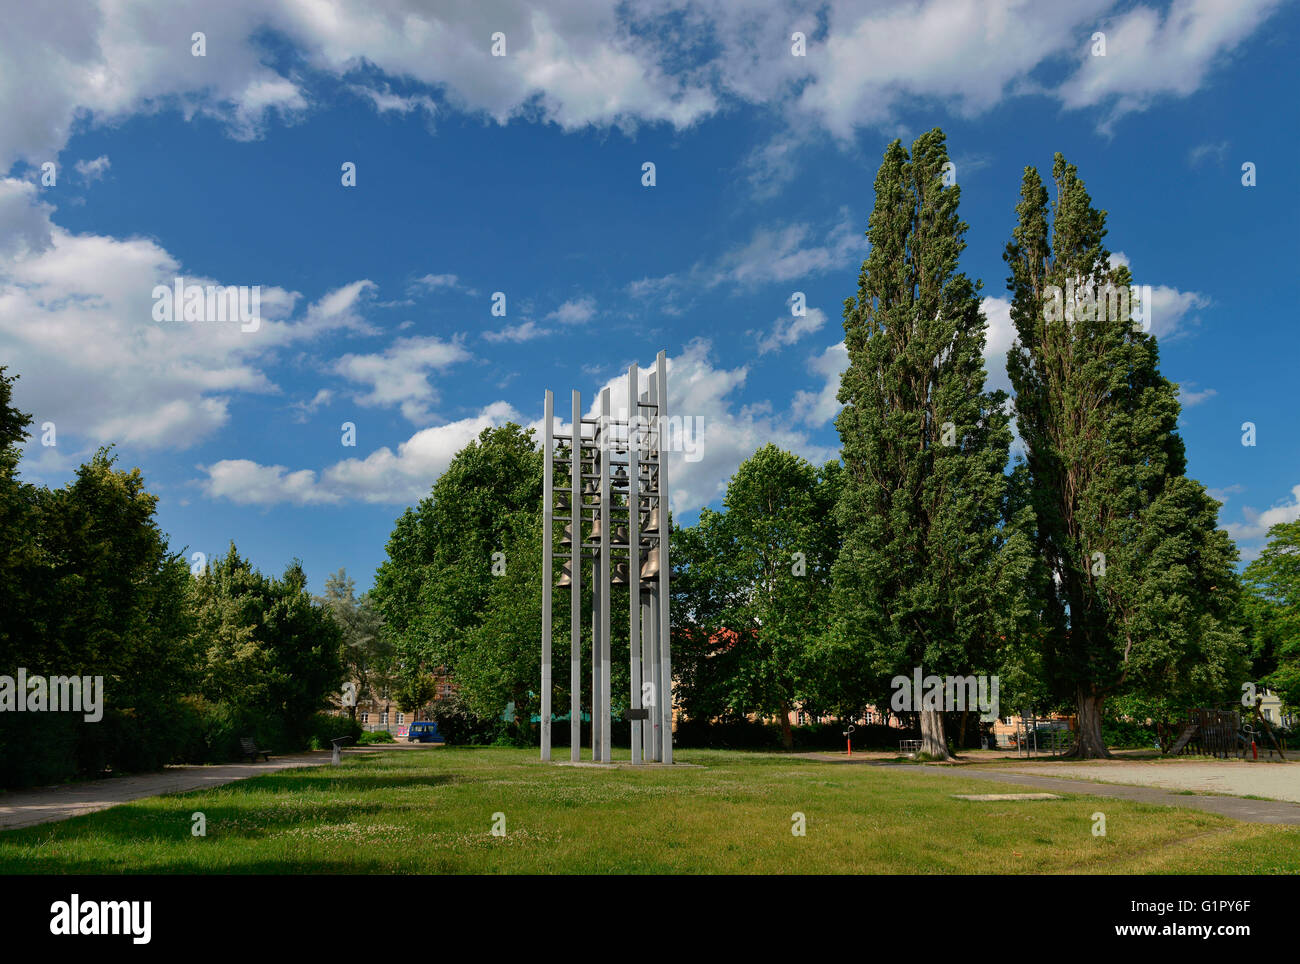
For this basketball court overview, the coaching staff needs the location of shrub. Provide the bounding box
[429,694,509,745]
[1102,717,1158,749]
[306,712,362,749]
[358,729,395,744]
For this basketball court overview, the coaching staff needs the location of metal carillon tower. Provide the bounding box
[540,350,672,764]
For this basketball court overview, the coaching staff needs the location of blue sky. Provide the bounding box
[2,0,1297,594]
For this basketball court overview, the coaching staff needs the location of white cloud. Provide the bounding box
[1223,484,1300,557]
[1177,383,1217,407]
[483,320,551,343]
[205,341,835,512]
[757,306,827,355]
[1,0,1281,174]
[201,459,344,506]
[791,341,848,427]
[1058,0,1284,129]
[74,155,110,182]
[410,273,464,293]
[291,388,334,423]
[333,335,471,424]
[202,401,522,505]
[0,179,380,450]
[546,296,597,326]
[1188,139,1230,167]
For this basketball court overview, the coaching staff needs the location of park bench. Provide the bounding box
[239,737,272,762]
[899,739,922,755]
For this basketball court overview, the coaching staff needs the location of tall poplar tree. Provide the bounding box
[1004,154,1244,757]
[834,130,1025,759]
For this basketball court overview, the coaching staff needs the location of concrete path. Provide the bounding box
[891,764,1300,825]
[0,743,434,832]
[995,761,1300,803]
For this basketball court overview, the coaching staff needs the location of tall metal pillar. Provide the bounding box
[646,376,662,762]
[627,365,642,764]
[640,591,652,761]
[656,352,673,764]
[599,388,612,762]
[570,390,582,761]
[541,390,553,761]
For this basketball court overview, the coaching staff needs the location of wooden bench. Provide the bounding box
[239,737,272,762]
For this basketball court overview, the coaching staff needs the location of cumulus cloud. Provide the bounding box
[202,401,522,505]
[203,341,836,512]
[74,155,110,182]
[757,306,827,355]
[0,0,1281,183]
[1223,483,1300,559]
[333,335,472,424]
[483,320,551,343]
[1058,0,1284,129]
[0,178,378,450]
[546,296,597,326]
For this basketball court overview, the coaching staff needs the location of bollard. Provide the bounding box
[332,743,341,765]
[842,724,856,756]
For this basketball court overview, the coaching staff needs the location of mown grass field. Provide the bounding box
[3,747,1297,874]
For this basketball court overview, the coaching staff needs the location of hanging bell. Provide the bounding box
[590,514,602,542]
[611,561,630,585]
[556,490,571,509]
[641,510,658,534]
[559,522,574,546]
[584,479,598,496]
[557,560,573,587]
[640,545,660,581]
[611,524,629,546]
[612,465,629,487]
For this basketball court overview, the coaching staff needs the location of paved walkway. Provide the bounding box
[996,761,1300,803]
[0,744,432,832]
[890,764,1300,825]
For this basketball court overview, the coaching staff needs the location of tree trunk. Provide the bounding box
[1067,687,1110,759]
[778,700,794,751]
[920,708,951,760]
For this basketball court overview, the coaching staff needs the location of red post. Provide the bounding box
[1252,741,1258,761]
[847,736,852,757]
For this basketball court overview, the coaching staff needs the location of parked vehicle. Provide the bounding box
[407,720,443,743]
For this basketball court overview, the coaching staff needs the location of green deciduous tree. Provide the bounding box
[1243,519,1300,710]
[673,445,839,748]
[192,545,345,744]
[317,568,391,719]
[833,129,1028,760]
[1004,154,1246,756]
[372,423,543,729]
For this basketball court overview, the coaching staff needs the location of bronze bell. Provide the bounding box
[611,560,630,585]
[557,560,573,587]
[556,490,571,509]
[640,545,660,580]
[612,465,628,487]
[641,511,658,534]
[590,514,602,541]
[611,524,629,545]
[560,521,577,547]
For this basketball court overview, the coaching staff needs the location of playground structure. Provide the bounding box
[539,352,672,765]
[1014,712,1075,758]
[1165,699,1287,760]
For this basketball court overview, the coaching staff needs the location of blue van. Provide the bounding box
[407,720,443,743]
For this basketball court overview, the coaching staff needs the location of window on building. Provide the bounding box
[380,711,389,725]
[397,712,405,724]
[360,712,369,724]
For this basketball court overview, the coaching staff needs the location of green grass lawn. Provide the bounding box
[3,747,1297,874]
